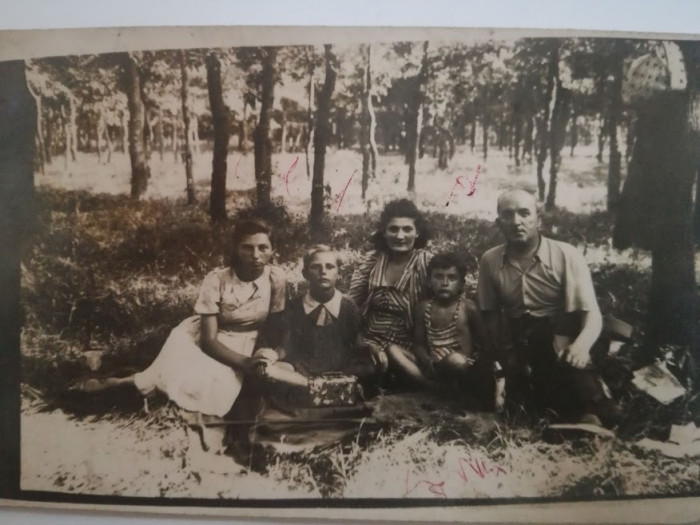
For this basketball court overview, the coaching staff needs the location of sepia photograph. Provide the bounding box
[0,21,699,520]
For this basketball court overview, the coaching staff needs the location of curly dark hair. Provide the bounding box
[370,199,430,251]
[427,251,468,281]
[229,218,274,268]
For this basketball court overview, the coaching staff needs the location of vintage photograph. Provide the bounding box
[1,25,698,512]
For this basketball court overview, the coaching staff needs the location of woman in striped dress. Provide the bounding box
[348,199,432,387]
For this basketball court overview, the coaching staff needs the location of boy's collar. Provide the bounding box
[302,289,342,318]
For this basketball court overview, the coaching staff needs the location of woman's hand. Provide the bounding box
[253,347,279,365]
[241,355,270,377]
[368,344,389,373]
[358,335,388,373]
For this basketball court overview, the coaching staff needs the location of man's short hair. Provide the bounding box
[427,251,467,281]
[496,189,539,215]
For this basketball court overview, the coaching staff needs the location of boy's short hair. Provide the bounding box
[428,251,467,281]
[302,244,343,270]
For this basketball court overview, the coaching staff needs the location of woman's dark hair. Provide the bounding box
[371,199,430,251]
[427,251,467,281]
[229,218,274,268]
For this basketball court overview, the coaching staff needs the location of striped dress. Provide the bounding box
[425,296,463,363]
[348,249,431,350]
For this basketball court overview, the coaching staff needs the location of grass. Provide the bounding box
[19,145,700,499]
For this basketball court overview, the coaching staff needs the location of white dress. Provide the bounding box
[134,265,286,417]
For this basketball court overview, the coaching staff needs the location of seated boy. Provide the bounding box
[256,245,372,399]
[412,251,496,410]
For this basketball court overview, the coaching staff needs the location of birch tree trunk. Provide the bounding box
[179,50,196,205]
[360,44,377,200]
[406,41,428,195]
[536,42,558,202]
[607,46,624,210]
[26,82,45,174]
[545,44,571,211]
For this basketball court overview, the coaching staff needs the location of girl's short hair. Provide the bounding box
[229,218,274,267]
[427,251,467,281]
[370,199,430,251]
[303,244,343,270]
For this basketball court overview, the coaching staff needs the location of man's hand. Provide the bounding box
[559,342,591,369]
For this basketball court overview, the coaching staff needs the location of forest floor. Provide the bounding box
[20,144,700,500]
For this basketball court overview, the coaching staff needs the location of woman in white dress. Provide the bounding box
[74,219,286,419]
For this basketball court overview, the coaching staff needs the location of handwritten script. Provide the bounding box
[283,156,300,196]
[446,164,482,206]
[331,169,358,212]
[404,456,507,499]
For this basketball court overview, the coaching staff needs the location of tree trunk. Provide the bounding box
[124,53,150,199]
[120,110,128,153]
[100,103,112,164]
[305,48,315,179]
[607,48,624,210]
[95,109,102,163]
[280,116,287,153]
[156,106,164,161]
[179,50,196,205]
[545,47,571,211]
[482,111,489,161]
[406,41,428,195]
[569,104,578,157]
[613,82,696,358]
[172,115,180,162]
[523,114,534,162]
[625,115,635,164]
[191,114,200,154]
[44,107,53,163]
[470,119,476,153]
[498,117,506,151]
[0,61,36,493]
[254,47,277,211]
[26,83,45,175]
[644,42,698,356]
[206,52,230,222]
[61,94,78,166]
[536,43,558,202]
[309,44,337,237]
[360,44,377,200]
[437,128,450,169]
[596,114,607,162]
[513,109,523,168]
[239,100,248,153]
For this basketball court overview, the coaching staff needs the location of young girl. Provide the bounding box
[412,251,495,409]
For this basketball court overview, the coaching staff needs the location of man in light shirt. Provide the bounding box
[478,189,620,427]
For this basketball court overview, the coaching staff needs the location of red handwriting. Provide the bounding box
[283,156,300,196]
[445,164,482,206]
[331,169,357,212]
[404,469,447,499]
[456,457,507,482]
